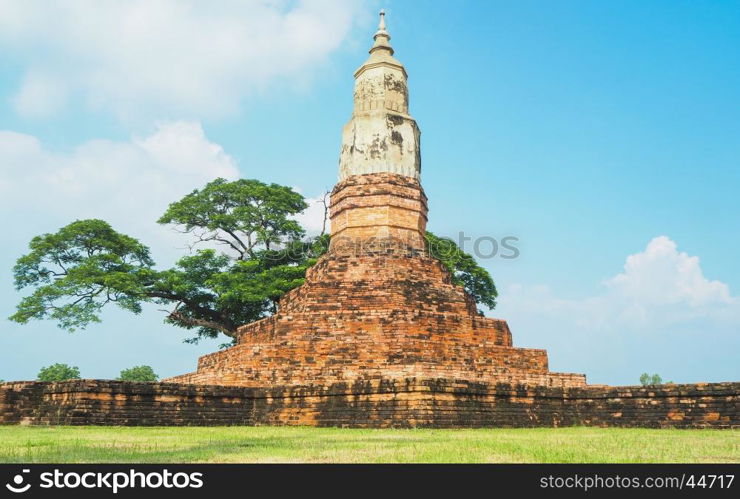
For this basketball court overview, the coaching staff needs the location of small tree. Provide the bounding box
[640,373,664,386]
[37,363,81,382]
[117,365,158,382]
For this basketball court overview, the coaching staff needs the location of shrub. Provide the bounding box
[639,373,663,386]
[118,365,158,382]
[37,363,81,382]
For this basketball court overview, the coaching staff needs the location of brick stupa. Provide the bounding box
[167,12,586,389]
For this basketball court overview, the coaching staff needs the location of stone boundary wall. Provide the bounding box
[1,379,737,428]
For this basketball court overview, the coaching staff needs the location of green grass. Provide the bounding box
[0,426,737,463]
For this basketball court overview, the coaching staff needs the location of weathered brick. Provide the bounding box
[162,174,588,390]
[1,379,737,428]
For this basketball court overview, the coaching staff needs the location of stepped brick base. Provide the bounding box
[165,250,586,388]
[165,172,586,389]
[1,379,737,428]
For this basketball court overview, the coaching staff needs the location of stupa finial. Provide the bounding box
[378,9,387,32]
[371,9,393,54]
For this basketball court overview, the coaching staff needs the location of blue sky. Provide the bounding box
[1,0,738,385]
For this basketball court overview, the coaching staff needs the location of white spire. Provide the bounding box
[375,9,388,37]
[338,10,420,181]
[371,9,393,54]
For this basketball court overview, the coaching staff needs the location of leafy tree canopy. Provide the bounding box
[158,178,308,260]
[11,179,322,343]
[118,365,158,382]
[37,363,81,382]
[11,219,155,331]
[426,232,498,310]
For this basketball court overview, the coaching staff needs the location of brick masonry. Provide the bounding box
[1,379,737,428]
[329,173,428,253]
[164,173,587,389]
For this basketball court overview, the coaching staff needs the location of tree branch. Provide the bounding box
[320,190,330,237]
[221,228,250,256]
[167,309,238,338]
[147,290,237,337]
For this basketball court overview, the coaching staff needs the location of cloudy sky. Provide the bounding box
[1,0,738,385]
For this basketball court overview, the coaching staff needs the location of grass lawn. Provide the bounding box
[0,426,737,463]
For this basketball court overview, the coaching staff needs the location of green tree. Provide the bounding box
[10,178,499,343]
[37,363,81,382]
[425,232,498,310]
[157,178,307,259]
[118,365,158,382]
[10,179,322,343]
[10,219,154,332]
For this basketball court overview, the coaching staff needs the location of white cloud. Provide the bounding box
[0,0,368,120]
[0,123,333,263]
[607,236,733,308]
[495,236,740,383]
[10,70,68,118]
[500,236,739,330]
[0,121,239,264]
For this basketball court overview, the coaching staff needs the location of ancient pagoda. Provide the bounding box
[167,12,586,389]
[4,11,732,431]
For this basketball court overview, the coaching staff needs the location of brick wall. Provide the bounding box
[2,379,736,428]
[329,172,428,253]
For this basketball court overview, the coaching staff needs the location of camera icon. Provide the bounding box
[5,469,31,494]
